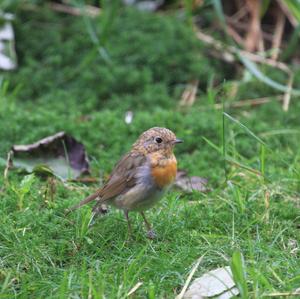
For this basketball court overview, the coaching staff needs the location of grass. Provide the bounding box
[0,4,300,299]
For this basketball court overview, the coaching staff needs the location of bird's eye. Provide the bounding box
[155,137,163,144]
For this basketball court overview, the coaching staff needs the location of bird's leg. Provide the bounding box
[140,212,156,239]
[124,210,132,239]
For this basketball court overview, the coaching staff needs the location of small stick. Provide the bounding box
[4,150,13,180]
[264,189,270,222]
[22,3,100,17]
[282,74,294,112]
[226,25,245,46]
[271,9,285,61]
[49,2,100,17]
[127,282,143,297]
[175,255,205,299]
[244,0,263,52]
[226,17,275,42]
[263,290,300,297]
[194,28,291,74]
[213,95,282,109]
[179,80,199,107]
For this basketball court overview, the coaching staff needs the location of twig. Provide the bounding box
[264,189,270,222]
[208,49,235,63]
[226,158,263,177]
[194,28,291,74]
[194,27,296,113]
[127,282,143,296]
[282,73,294,112]
[245,0,264,52]
[22,2,100,17]
[62,184,88,191]
[238,47,290,73]
[4,150,13,180]
[179,80,199,107]
[214,95,283,109]
[271,9,285,61]
[194,28,235,61]
[262,289,300,297]
[277,0,299,27]
[175,254,205,299]
[226,17,275,42]
[229,6,248,23]
[227,25,245,46]
[49,2,100,17]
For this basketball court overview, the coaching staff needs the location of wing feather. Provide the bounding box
[66,152,146,214]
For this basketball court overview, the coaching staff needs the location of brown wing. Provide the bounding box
[66,152,146,214]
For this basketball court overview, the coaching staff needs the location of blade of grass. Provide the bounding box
[224,112,299,176]
[222,97,228,181]
[225,157,263,177]
[176,254,205,299]
[284,0,300,22]
[260,144,266,177]
[230,251,249,299]
[202,136,223,154]
[211,0,232,45]
[261,0,271,17]
[281,24,300,61]
[238,54,300,96]
[223,112,267,146]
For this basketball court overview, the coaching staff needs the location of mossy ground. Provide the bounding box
[0,5,299,298]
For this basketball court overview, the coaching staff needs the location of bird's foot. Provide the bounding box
[146,229,156,240]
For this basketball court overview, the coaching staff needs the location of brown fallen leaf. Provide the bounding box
[175,170,210,193]
[7,132,89,181]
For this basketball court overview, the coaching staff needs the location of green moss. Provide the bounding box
[7,7,224,112]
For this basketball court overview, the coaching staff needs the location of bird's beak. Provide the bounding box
[174,138,183,144]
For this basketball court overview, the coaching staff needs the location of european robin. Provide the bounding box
[67,127,182,239]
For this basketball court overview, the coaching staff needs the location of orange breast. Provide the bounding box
[151,159,177,188]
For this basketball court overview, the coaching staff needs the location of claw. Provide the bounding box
[147,229,156,240]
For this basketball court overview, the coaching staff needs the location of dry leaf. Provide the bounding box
[184,266,239,299]
[8,132,89,180]
[175,170,209,193]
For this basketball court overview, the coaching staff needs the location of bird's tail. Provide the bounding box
[65,190,102,215]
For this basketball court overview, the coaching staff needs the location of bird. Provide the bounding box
[67,127,182,239]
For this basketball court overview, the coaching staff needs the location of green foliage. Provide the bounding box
[11,173,36,210]
[7,6,222,112]
[284,0,300,22]
[230,251,249,298]
[0,78,17,114]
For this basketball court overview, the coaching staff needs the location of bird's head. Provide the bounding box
[133,127,182,155]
